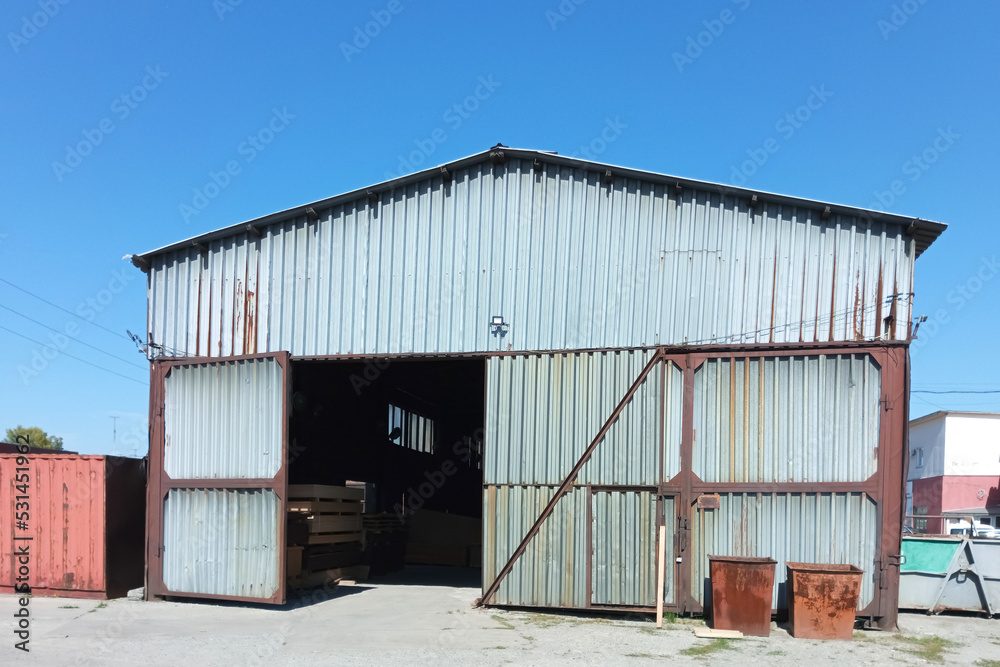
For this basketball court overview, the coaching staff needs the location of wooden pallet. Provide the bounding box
[287,484,365,502]
[288,500,360,514]
[304,532,363,545]
[287,484,364,547]
[363,514,407,532]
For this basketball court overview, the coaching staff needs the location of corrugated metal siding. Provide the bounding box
[162,488,279,599]
[147,159,914,357]
[662,496,676,605]
[0,455,106,593]
[483,485,588,608]
[693,354,881,483]
[691,492,877,610]
[164,358,283,479]
[591,491,657,606]
[485,351,667,486]
[663,362,683,482]
[692,354,882,482]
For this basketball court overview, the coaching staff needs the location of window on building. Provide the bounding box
[980,517,992,525]
[913,506,928,533]
[915,448,924,468]
[387,403,435,454]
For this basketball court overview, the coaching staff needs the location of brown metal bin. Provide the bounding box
[785,562,863,640]
[708,555,777,637]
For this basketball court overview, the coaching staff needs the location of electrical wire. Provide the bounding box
[0,277,129,340]
[0,324,147,385]
[911,390,1000,395]
[0,303,147,370]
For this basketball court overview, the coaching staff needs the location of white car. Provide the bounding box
[949,521,1000,539]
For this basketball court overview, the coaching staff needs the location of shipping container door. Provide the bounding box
[148,353,289,604]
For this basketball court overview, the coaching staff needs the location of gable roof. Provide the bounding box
[132,146,947,267]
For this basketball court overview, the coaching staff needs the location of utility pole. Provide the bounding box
[110,416,119,451]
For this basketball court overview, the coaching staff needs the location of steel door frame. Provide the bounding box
[146,351,291,605]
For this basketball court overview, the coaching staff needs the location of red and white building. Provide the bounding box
[906,411,1000,533]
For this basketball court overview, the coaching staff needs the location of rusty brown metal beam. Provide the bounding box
[476,350,664,607]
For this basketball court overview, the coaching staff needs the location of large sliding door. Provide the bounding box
[481,346,905,628]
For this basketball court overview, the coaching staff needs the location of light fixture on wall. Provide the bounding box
[490,315,508,338]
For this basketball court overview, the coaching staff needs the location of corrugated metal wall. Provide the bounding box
[147,159,914,357]
[691,492,878,610]
[485,352,681,486]
[164,358,283,479]
[591,491,658,606]
[693,354,881,483]
[483,485,588,608]
[162,488,280,599]
[0,456,106,594]
[481,350,887,612]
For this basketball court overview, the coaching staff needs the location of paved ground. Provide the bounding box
[3,568,999,665]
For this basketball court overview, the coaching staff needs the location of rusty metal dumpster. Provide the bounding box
[786,562,863,640]
[709,555,777,636]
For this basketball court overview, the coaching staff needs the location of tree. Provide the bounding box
[5,426,63,450]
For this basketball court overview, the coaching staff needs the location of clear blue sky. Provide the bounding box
[1,1,997,455]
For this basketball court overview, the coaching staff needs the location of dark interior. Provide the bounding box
[286,357,486,582]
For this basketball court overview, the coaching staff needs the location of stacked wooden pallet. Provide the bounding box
[286,484,368,588]
[287,484,364,544]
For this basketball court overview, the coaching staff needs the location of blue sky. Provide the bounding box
[1,1,997,455]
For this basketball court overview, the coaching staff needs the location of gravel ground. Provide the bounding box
[2,570,999,665]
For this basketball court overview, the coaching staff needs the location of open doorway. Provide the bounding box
[286,357,485,589]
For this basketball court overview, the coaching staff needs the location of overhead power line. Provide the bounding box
[0,303,147,370]
[911,389,1000,395]
[0,324,147,385]
[0,277,129,340]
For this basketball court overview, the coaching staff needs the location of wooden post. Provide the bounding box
[656,524,666,627]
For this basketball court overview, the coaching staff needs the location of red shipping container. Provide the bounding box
[0,454,145,599]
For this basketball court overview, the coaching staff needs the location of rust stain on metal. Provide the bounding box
[195,268,203,357]
[889,279,898,339]
[207,277,214,358]
[246,251,259,354]
[757,357,764,482]
[62,481,70,578]
[785,562,862,640]
[245,288,256,355]
[852,281,860,340]
[875,267,884,337]
[769,252,778,342]
[729,358,736,482]
[231,277,240,356]
[798,260,807,343]
[742,357,749,483]
[708,556,776,637]
[812,256,821,343]
[859,267,867,339]
[828,247,837,342]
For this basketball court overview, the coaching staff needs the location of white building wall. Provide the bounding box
[941,413,1000,476]
[907,414,947,481]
